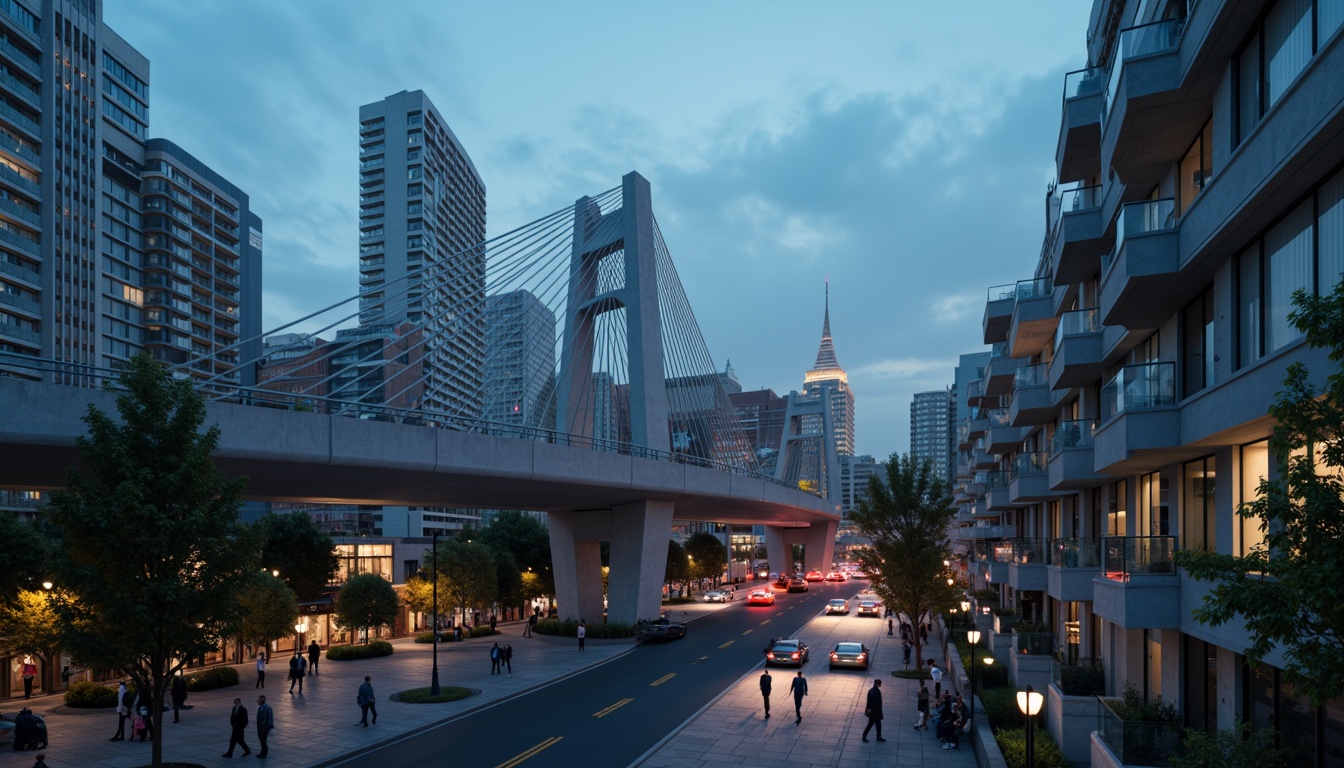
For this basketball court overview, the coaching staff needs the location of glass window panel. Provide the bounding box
[1182,457,1216,551]
[1239,243,1263,367]
[1265,0,1312,107]
[1239,440,1270,557]
[1319,169,1344,295]
[1237,33,1261,144]
[1319,0,1344,49]
[1266,201,1314,351]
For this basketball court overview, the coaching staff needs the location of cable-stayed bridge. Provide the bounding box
[0,172,837,624]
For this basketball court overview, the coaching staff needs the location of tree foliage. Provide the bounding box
[44,354,259,767]
[256,511,338,600]
[0,589,61,664]
[237,573,299,648]
[665,539,689,590]
[684,531,728,585]
[477,510,553,594]
[1175,285,1344,706]
[849,452,959,667]
[333,573,398,643]
[0,514,48,603]
[433,537,497,624]
[1169,721,1290,768]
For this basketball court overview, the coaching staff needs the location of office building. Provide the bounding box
[909,388,954,486]
[838,453,883,520]
[958,0,1344,764]
[802,280,855,458]
[483,289,557,430]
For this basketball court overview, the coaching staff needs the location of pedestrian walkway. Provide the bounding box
[635,595,978,768]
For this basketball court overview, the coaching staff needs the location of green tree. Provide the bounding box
[333,573,398,644]
[0,513,50,602]
[1169,721,1289,768]
[850,452,959,669]
[1176,284,1344,706]
[684,531,728,587]
[256,512,338,600]
[435,538,497,627]
[403,574,447,616]
[0,589,62,673]
[665,539,689,594]
[493,549,523,614]
[44,354,259,767]
[237,573,299,650]
[477,510,553,594]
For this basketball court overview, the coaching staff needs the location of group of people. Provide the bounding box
[488,642,514,674]
[914,679,970,749]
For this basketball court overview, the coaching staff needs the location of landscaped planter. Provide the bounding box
[1048,683,1099,765]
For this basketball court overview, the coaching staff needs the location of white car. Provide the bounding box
[703,589,735,603]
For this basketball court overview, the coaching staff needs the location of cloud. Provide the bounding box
[930,293,983,323]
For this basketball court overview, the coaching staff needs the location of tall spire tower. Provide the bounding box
[803,279,856,457]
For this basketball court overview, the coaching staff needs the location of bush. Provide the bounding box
[186,666,240,692]
[1110,682,1180,722]
[469,626,497,638]
[980,686,1025,731]
[64,681,117,708]
[414,631,436,643]
[533,618,637,638]
[996,727,1067,768]
[326,640,394,660]
[1059,662,1105,696]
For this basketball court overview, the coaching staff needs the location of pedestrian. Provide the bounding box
[901,640,912,669]
[936,693,956,744]
[20,656,36,699]
[11,708,37,751]
[289,654,306,694]
[489,642,501,674]
[525,612,536,638]
[256,695,274,758]
[131,685,152,742]
[930,659,943,698]
[503,644,513,674]
[222,697,251,758]
[454,624,463,641]
[110,680,129,741]
[789,670,808,724]
[759,668,772,719]
[307,640,321,675]
[31,753,47,768]
[862,678,886,742]
[489,614,497,633]
[577,620,587,651]
[356,675,377,727]
[255,651,267,689]
[914,679,930,730]
[943,695,969,750]
[887,617,894,636]
[171,671,188,723]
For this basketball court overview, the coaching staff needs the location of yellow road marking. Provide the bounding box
[718,640,734,649]
[742,629,753,635]
[650,672,676,687]
[494,736,563,768]
[760,620,771,625]
[593,698,634,718]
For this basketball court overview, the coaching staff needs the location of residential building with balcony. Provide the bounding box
[960,1,1344,765]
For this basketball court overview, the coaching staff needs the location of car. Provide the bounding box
[825,598,849,615]
[829,641,871,670]
[824,571,846,582]
[774,574,791,589]
[703,589,735,603]
[747,589,776,606]
[787,578,808,593]
[856,599,881,616]
[636,616,688,640]
[764,638,810,666]
[804,570,824,582]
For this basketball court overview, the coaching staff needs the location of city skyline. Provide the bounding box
[108,1,1092,458]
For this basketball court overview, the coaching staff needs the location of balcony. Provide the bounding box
[0,225,37,255]
[985,408,1024,453]
[971,443,997,471]
[1008,278,1056,358]
[1048,185,1107,285]
[983,283,1015,344]
[1093,536,1180,629]
[1100,199,1179,329]
[986,470,1020,512]
[1095,362,1179,472]
[1101,18,1196,192]
[966,377,987,408]
[1049,419,1107,490]
[1094,696,1182,768]
[0,161,39,198]
[0,320,38,346]
[1010,451,1057,503]
[985,342,1025,396]
[0,288,38,317]
[1056,67,1104,183]
[0,98,38,139]
[959,524,1016,541]
[1008,363,1054,427]
[1007,537,1047,592]
[0,258,37,286]
[1049,308,1104,391]
[1046,537,1101,602]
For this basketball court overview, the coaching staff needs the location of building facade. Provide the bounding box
[482,289,557,431]
[802,281,855,458]
[957,1,1344,764]
[910,388,954,487]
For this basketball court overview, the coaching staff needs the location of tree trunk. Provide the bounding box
[150,662,164,767]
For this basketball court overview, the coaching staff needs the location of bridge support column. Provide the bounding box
[802,521,838,575]
[548,511,605,624]
[763,525,789,574]
[607,500,675,624]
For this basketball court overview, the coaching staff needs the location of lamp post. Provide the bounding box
[960,599,971,630]
[430,528,441,696]
[1016,684,1044,768]
[967,629,982,718]
[293,620,307,656]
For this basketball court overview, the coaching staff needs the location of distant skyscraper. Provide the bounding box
[356,90,486,418]
[730,388,788,472]
[483,289,556,430]
[802,281,855,457]
[839,454,883,521]
[910,389,954,486]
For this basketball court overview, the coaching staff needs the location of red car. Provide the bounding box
[747,589,776,606]
[804,571,824,582]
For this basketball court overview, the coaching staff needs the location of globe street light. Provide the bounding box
[293,620,308,656]
[960,599,971,630]
[1016,684,1044,768]
[967,629,982,719]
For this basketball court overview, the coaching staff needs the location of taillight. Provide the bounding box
[791,652,800,659]
[830,652,838,659]
[859,653,867,659]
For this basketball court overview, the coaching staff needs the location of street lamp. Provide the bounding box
[960,599,971,629]
[293,620,308,656]
[41,581,53,591]
[1016,684,1044,768]
[967,629,982,718]
[430,528,441,696]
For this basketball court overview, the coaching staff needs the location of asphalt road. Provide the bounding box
[329,580,870,768]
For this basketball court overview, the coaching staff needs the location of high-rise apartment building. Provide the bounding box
[356,90,485,419]
[909,389,953,486]
[958,0,1344,763]
[483,289,556,430]
[802,281,855,457]
[0,3,261,386]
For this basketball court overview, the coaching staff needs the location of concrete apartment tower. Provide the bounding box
[356,90,486,420]
[909,388,954,486]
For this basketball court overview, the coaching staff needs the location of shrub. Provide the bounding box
[1110,682,1180,722]
[533,619,636,639]
[1059,662,1105,696]
[64,681,117,708]
[414,631,435,643]
[996,727,1067,768]
[1170,720,1290,768]
[469,626,497,638]
[980,686,1025,731]
[326,640,394,660]
[186,666,240,692]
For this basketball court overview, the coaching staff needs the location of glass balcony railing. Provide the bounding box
[1105,199,1178,274]
[1103,536,1177,581]
[1010,537,1046,564]
[1015,276,1052,300]
[1012,451,1048,479]
[1101,361,1176,421]
[1053,656,1105,696]
[1014,631,1055,655]
[1054,307,1100,347]
[1103,18,1184,122]
[991,340,1010,359]
[1098,696,1182,766]
[988,283,1016,302]
[1051,419,1094,452]
[992,540,1015,563]
[1048,184,1104,238]
[1014,363,1047,389]
[987,408,1010,427]
[987,470,1011,489]
[1063,66,1105,101]
[1049,537,1102,568]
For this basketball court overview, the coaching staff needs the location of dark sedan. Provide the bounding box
[829,642,871,670]
[764,638,810,666]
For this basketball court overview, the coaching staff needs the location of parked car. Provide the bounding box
[764,638,810,666]
[636,616,688,640]
[703,589,735,603]
[824,598,849,615]
[856,599,881,616]
[804,570,824,582]
[787,578,809,593]
[829,641,871,670]
[747,589,776,606]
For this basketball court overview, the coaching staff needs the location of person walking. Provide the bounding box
[930,660,943,699]
[222,697,251,758]
[356,676,376,727]
[255,651,267,689]
[131,685,152,742]
[255,695,274,758]
[901,639,912,669]
[887,617,894,637]
[288,654,306,694]
[170,672,188,723]
[109,680,129,741]
[577,620,587,651]
[914,679,930,730]
[525,612,536,638]
[789,670,808,724]
[20,657,36,699]
[306,640,321,675]
[489,642,501,674]
[862,678,886,742]
[503,644,513,674]
[759,668,772,719]
[489,614,497,633]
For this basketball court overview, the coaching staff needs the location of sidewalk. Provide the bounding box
[636,598,979,768]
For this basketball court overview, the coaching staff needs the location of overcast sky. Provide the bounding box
[107,1,1092,460]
